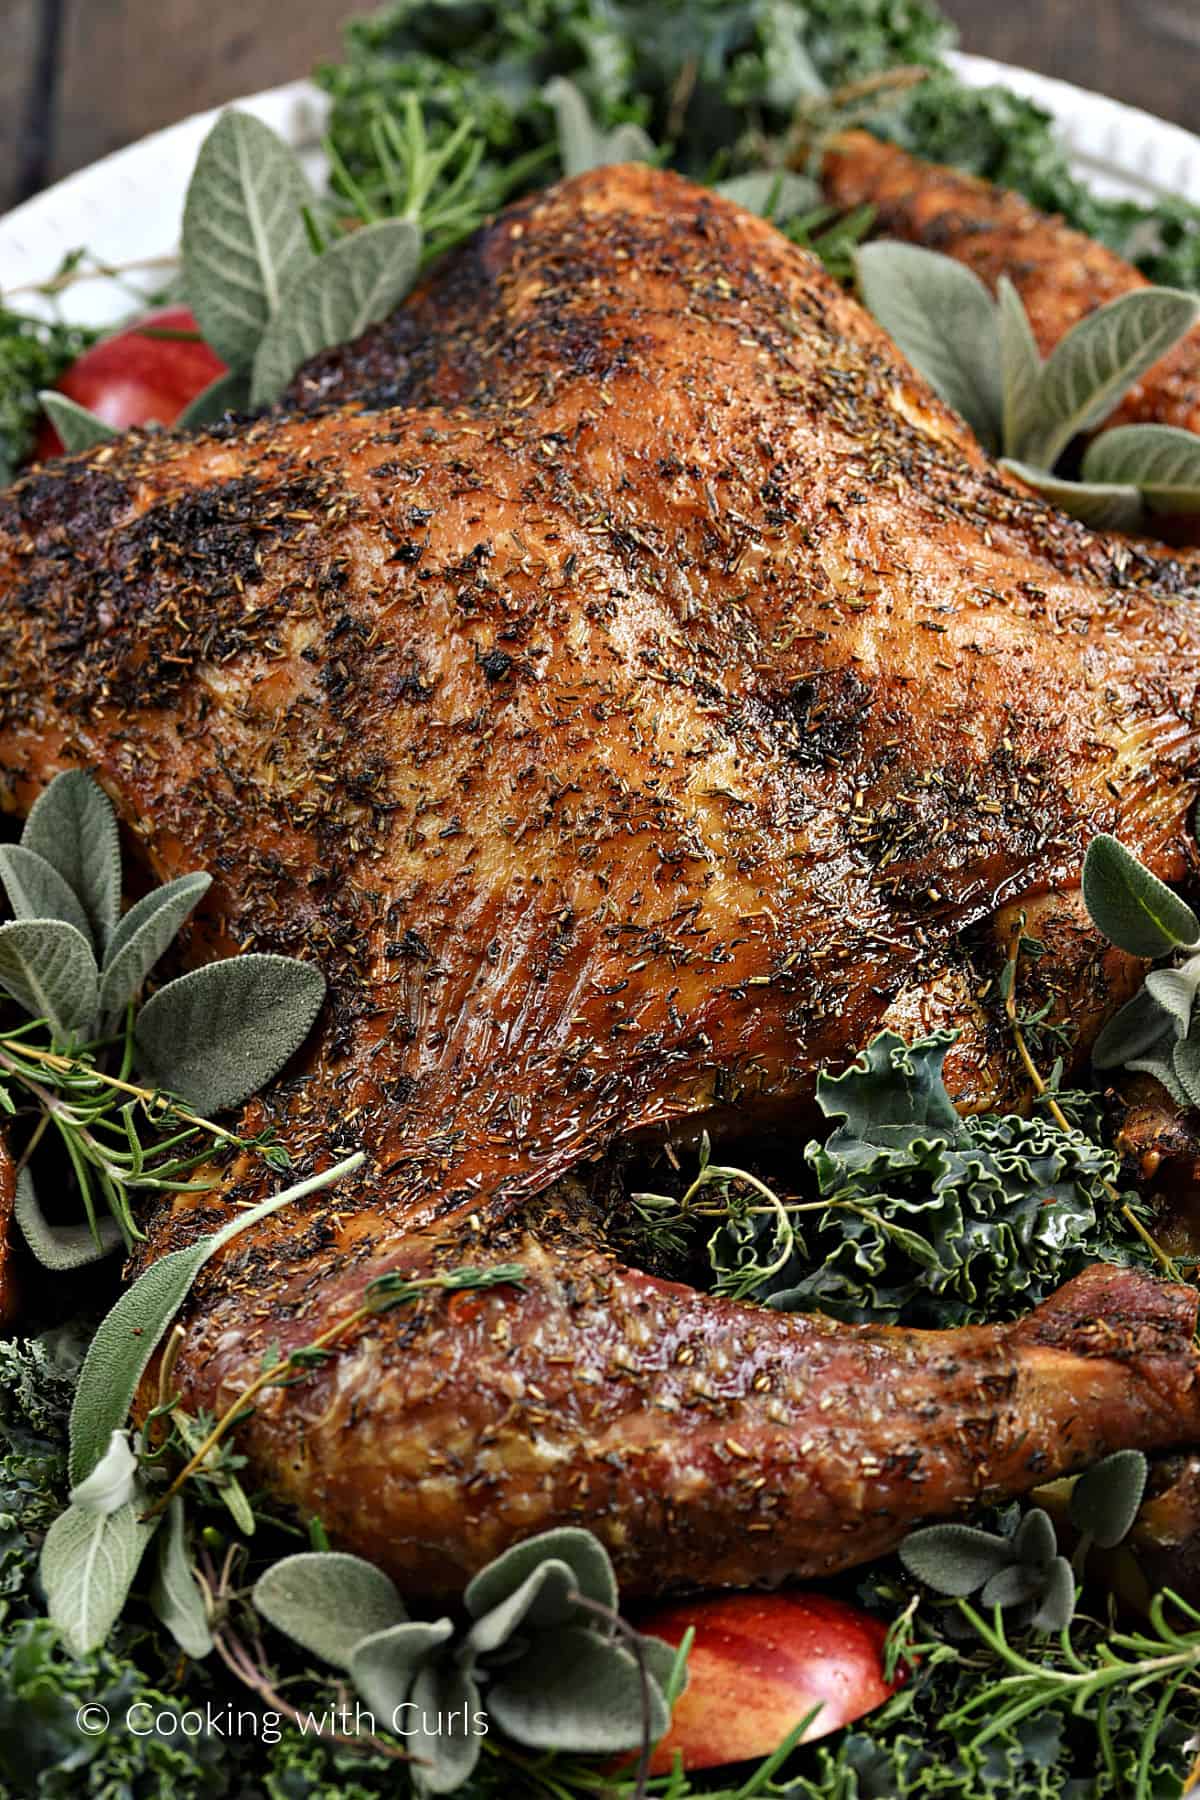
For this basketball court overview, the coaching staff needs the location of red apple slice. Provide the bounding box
[638,1590,902,1774]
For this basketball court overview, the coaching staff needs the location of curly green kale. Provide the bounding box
[318,0,1200,295]
[709,1031,1144,1326]
[0,309,98,485]
[316,0,954,201]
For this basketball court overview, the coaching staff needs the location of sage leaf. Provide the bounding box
[543,77,654,180]
[1069,1449,1148,1548]
[898,1523,1013,1596]
[69,1429,140,1515]
[465,1559,580,1658]
[254,1552,407,1668]
[464,1527,619,1623]
[997,275,1042,459]
[407,1661,482,1794]
[1022,287,1200,469]
[488,1627,669,1752]
[1145,961,1200,1034]
[181,110,317,370]
[1082,834,1200,959]
[1172,1033,1200,1108]
[759,10,826,106]
[134,952,326,1116]
[0,919,98,1043]
[40,1496,158,1655]
[1082,423,1200,515]
[250,219,422,407]
[13,1165,122,1269]
[349,1617,455,1716]
[854,242,1002,450]
[979,1563,1045,1609]
[99,871,212,1024]
[38,391,119,453]
[1092,980,1181,1070]
[175,369,251,430]
[716,171,819,220]
[149,1496,213,1659]
[0,843,94,946]
[23,770,121,951]
[1011,1506,1057,1569]
[67,1151,363,1485]
[1126,1049,1192,1108]
[1000,459,1144,531]
[1029,1556,1076,1633]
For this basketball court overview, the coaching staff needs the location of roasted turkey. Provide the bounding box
[3,164,1200,1596]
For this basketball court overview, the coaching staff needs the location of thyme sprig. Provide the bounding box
[0,1014,287,1250]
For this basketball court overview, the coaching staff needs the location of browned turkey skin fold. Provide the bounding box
[3,165,1200,1598]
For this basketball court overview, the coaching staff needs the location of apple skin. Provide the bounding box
[34,305,226,459]
[637,1590,901,1774]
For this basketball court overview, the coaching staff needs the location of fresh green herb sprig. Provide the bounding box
[855,242,1200,526]
[315,0,953,200]
[0,770,326,1267]
[38,1151,365,1657]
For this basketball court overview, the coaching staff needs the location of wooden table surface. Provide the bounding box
[2,0,1198,217]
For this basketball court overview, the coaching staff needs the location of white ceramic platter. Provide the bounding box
[2,52,1200,330]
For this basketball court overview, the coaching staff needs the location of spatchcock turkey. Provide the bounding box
[4,163,1200,1598]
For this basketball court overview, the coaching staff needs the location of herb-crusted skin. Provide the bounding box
[2,166,1200,1596]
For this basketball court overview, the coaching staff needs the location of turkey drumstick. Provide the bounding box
[2,165,1200,1594]
[821,128,1200,436]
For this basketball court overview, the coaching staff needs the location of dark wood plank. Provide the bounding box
[0,1,47,215]
[940,0,1200,129]
[49,0,356,184]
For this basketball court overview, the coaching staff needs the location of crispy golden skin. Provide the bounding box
[822,129,1200,435]
[3,166,1200,1596]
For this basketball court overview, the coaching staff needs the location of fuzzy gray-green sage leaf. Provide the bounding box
[98,869,211,1025]
[22,769,121,951]
[67,1151,364,1486]
[1082,834,1200,960]
[1082,422,1200,515]
[37,391,119,454]
[250,218,421,406]
[1018,287,1200,469]
[134,952,326,1116]
[854,242,1003,450]
[40,1496,158,1656]
[0,842,94,946]
[0,919,98,1044]
[148,1496,213,1659]
[13,1166,123,1269]
[543,77,655,180]
[181,110,317,371]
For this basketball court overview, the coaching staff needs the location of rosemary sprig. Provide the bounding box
[949,1591,1200,1800]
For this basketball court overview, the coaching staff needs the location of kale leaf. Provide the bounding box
[709,1031,1142,1327]
[0,308,98,485]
